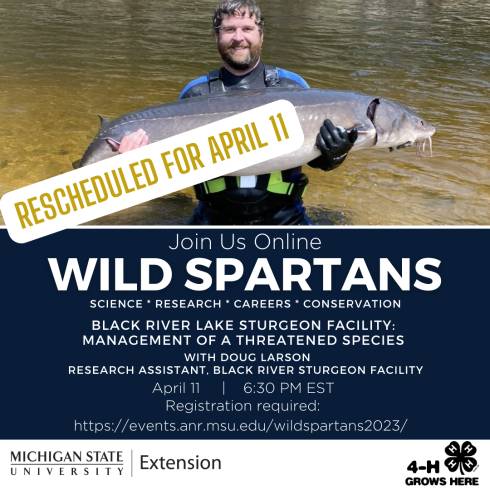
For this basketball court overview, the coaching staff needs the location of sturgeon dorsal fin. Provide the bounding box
[97,114,111,129]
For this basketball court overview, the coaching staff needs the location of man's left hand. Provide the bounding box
[308,119,358,171]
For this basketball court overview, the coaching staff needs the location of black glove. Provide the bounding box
[308,119,358,171]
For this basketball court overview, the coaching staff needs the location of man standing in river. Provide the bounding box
[120,0,357,224]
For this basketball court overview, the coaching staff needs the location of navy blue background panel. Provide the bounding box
[0,228,488,439]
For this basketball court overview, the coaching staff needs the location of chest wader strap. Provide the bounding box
[208,69,225,93]
[264,65,280,87]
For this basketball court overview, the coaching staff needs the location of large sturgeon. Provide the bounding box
[79,88,435,175]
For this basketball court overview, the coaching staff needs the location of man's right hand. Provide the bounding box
[118,128,149,153]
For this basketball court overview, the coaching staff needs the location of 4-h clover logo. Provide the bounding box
[444,441,478,474]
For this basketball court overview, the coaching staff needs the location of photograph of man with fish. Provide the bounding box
[1,2,489,489]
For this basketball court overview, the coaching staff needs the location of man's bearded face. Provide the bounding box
[217,10,263,70]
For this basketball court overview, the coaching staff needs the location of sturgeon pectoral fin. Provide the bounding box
[104,137,121,152]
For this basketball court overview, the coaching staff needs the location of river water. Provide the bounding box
[0,0,488,225]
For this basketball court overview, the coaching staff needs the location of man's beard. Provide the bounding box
[218,42,261,71]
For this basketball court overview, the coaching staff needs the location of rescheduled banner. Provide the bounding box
[0,226,489,488]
